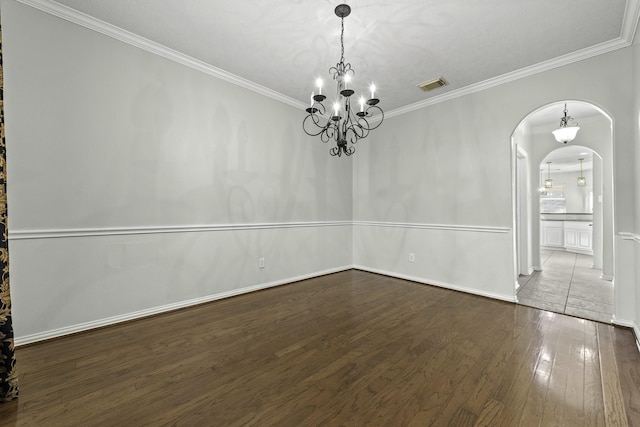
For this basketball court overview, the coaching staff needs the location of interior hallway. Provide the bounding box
[517,250,613,323]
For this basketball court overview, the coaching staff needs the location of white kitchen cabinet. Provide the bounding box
[541,220,592,255]
[564,227,578,249]
[541,221,564,248]
[576,222,593,253]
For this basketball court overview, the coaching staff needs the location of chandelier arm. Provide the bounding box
[353,106,384,131]
[320,125,337,143]
[329,65,339,79]
[346,114,369,142]
[348,126,367,144]
[313,102,326,116]
[303,113,331,137]
[363,106,384,130]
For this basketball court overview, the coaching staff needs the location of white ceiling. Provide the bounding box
[41,0,636,114]
[542,145,594,173]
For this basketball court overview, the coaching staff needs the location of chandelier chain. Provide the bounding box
[340,17,345,64]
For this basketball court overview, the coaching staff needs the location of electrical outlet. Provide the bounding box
[258,257,265,268]
[409,253,415,263]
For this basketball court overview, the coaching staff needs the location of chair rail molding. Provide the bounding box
[353,221,510,234]
[619,232,640,243]
[8,221,353,240]
[9,221,511,240]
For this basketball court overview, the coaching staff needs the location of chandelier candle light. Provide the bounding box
[303,4,384,157]
[552,103,580,144]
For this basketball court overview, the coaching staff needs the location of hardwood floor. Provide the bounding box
[1,270,639,426]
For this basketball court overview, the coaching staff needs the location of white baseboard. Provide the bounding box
[612,318,640,353]
[15,265,352,346]
[353,265,517,303]
[601,274,614,281]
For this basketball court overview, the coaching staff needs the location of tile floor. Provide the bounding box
[517,250,613,323]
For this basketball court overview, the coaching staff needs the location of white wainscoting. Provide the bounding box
[352,221,517,302]
[13,265,350,346]
[615,232,640,350]
[10,222,353,345]
[13,222,631,346]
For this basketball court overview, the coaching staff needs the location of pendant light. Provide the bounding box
[577,158,587,187]
[552,103,580,144]
[544,162,553,189]
[538,169,547,196]
[538,168,548,195]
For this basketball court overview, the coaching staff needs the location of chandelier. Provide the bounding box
[552,103,580,143]
[302,4,384,157]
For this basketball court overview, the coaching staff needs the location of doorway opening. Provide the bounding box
[511,101,614,323]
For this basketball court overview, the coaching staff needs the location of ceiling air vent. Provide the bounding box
[417,77,448,92]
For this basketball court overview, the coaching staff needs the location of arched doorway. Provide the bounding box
[511,101,614,323]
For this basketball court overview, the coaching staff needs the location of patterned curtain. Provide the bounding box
[0,23,19,402]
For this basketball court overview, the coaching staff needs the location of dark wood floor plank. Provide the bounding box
[583,320,607,427]
[0,270,638,426]
[610,326,640,425]
[597,323,629,427]
[518,310,565,426]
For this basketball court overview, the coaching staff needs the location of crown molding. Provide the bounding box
[386,0,640,119]
[15,0,308,110]
[386,40,632,119]
[622,0,640,43]
[15,0,640,118]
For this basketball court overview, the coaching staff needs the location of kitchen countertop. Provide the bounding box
[540,213,593,222]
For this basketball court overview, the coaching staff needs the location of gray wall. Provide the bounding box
[2,0,353,342]
[353,46,637,330]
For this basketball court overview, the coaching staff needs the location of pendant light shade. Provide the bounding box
[552,126,580,144]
